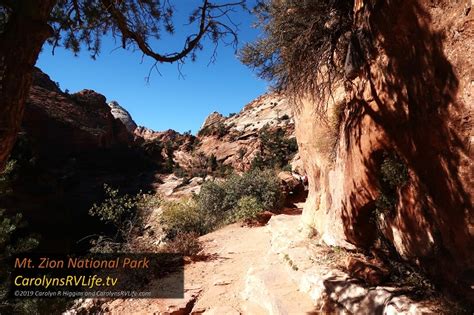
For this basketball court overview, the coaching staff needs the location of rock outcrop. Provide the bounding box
[196,93,296,171]
[294,0,473,301]
[108,100,137,132]
[24,68,132,161]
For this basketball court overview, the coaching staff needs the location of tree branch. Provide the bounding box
[101,0,212,63]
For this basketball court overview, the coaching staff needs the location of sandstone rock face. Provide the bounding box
[197,93,296,171]
[295,0,474,300]
[108,100,137,132]
[24,68,132,160]
[200,111,225,131]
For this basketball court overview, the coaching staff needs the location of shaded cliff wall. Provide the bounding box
[295,0,473,299]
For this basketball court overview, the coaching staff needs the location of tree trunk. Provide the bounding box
[0,0,56,170]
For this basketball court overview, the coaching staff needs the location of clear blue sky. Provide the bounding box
[36,1,267,134]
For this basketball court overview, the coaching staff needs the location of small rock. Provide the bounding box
[213,279,232,286]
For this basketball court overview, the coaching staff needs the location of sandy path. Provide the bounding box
[103,224,272,314]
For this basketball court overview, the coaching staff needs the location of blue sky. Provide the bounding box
[36,1,267,134]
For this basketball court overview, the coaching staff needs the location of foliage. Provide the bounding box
[165,232,202,257]
[197,122,228,138]
[207,154,218,172]
[164,141,175,172]
[230,196,264,222]
[380,154,409,188]
[89,184,138,228]
[250,152,265,170]
[173,166,187,178]
[240,0,354,99]
[281,164,292,172]
[89,186,163,252]
[221,169,282,212]
[0,210,38,256]
[0,0,249,67]
[160,169,282,239]
[160,199,206,239]
[0,160,16,196]
[252,124,298,169]
[88,184,144,251]
[283,253,299,271]
[0,211,39,312]
[237,147,247,159]
[0,138,42,313]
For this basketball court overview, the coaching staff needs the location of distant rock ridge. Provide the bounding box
[131,92,298,173]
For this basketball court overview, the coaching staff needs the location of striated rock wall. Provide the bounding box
[295,0,473,299]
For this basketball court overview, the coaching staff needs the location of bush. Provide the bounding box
[0,209,39,313]
[0,160,16,197]
[165,232,202,256]
[223,169,282,212]
[160,199,206,239]
[89,184,139,229]
[174,166,187,178]
[253,125,298,169]
[160,169,283,238]
[88,185,163,252]
[197,122,228,138]
[231,196,264,223]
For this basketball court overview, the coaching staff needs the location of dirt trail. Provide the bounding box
[104,214,316,314]
[101,214,443,314]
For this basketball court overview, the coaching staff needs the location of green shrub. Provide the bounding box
[222,169,282,212]
[197,122,228,138]
[0,209,39,313]
[250,152,265,170]
[239,1,353,93]
[165,232,202,256]
[281,164,292,172]
[231,196,264,222]
[160,199,206,239]
[160,169,282,238]
[89,187,162,252]
[89,184,139,228]
[253,124,298,169]
[0,160,17,196]
[196,180,228,211]
[380,155,409,188]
